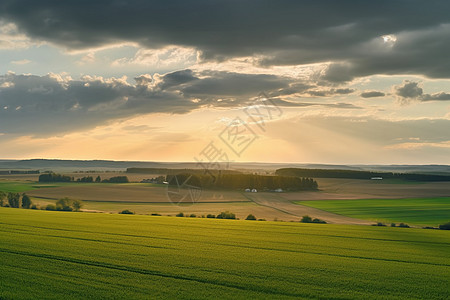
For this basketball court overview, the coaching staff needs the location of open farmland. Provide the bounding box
[27,183,250,203]
[281,178,450,201]
[0,208,449,299]
[297,197,450,226]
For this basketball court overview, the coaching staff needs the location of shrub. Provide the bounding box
[119,209,134,215]
[189,214,197,218]
[423,226,437,230]
[257,218,266,221]
[45,204,56,211]
[246,214,257,220]
[176,212,184,217]
[206,214,215,218]
[56,197,73,211]
[150,213,161,216]
[300,215,312,223]
[391,223,396,227]
[398,223,410,228]
[372,222,387,226]
[312,218,327,224]
[439,222,450,230]
[216,211,236,219]
[31,204,37,210]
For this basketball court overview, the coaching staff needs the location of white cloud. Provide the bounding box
[0,22,34,49]
[112,46,198,68]
[11,59,31,65]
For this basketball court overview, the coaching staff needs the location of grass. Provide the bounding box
[0,181,105,193]
[0,208,449,299]
[297,197,450,226]
[0,181,39,193]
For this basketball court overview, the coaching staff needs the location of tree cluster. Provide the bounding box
[166,173,318,191]
[102,176,129,183]
[276,168,450,182]
[0,192,33,209]
[39,173,72,182]
[44,197,83,212]
[76,176,94,182]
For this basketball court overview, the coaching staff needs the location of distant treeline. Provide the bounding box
[39,173,72,182]
[127,168,242,175]
[167,173,318,191]
[39,173,129,183]
[275,168,450,181]
[0,170,40,175]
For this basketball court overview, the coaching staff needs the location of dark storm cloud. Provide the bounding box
[1,1,450,78]
[394,80,450,102]
[360,91,385,98]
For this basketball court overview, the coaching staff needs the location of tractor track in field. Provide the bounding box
[0,247,314,298]
[243,192,373,225]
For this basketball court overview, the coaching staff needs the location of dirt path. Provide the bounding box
[244,192,372,225]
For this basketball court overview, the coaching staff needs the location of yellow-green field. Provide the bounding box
[0,208,449,299]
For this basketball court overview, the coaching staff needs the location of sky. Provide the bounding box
[0,0,450,164]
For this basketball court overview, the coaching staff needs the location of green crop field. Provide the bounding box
[297,197,450,226]
[0,181,104,193]
[0,208,449,299]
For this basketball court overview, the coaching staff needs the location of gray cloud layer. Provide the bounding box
[0,70,358,135]
[1,1,450,79]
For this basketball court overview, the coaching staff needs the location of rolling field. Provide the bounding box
[0,208,449,299]
[27,183,250,203]
[297,198,450,226]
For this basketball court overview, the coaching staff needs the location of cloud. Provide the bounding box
[2,1,450,79]
[307,88,355,97]
[113,46,198,68]
[360,91,385,98]
[422,92,450,101]
[394,81,423,99]
[0,21,33,49]
[394,80,450,103]
[0,72,195,135]
[11,59,31,65]
[0,70,356,135]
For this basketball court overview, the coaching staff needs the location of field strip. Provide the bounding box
[1,221,450,246]
[240,192,301,217]
[0,227,175,250]
[1,228,448,267]
[242,193,374,224]
[0,247,311,298]
[30,195,251,204]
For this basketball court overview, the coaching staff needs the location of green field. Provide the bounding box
[0,208,449,299]
[0,181,105,193]
[297,198,450,226]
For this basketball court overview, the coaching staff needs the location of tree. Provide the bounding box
[72,199,83,212]
[300,215,312,223]
[21,193,32,209]
[438,222,450,230]
[216,211,236,219]
[95,176,101,183]
[246,214,257,220]
[56,197,73,211]
[7,192,20,208]
[0,191,6,207]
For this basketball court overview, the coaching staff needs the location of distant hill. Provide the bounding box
[0,159,449,175]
